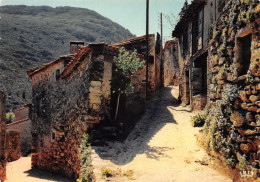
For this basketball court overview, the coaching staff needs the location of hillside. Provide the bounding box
[0,5,134,111]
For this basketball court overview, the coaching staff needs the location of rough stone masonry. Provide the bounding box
[0,91,6,181]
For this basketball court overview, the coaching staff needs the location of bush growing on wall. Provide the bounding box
[203,84,240,168]
[77,133,93,182]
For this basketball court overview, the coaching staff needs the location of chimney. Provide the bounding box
[70,41,84,54]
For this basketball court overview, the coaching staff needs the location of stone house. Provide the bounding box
[162,39,179,86]
[27,34,161,179]
[6,105,32,156]
[113,34,162,96]
[112,34,162,131]
[27,43,117,179]
[174,0,260,180]
[172,0,229,109]
[206,1,260,180]
[0,91,6,181]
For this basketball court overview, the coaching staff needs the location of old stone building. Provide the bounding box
[162,39,179,86]
[27,43,116,179]
[27,34,161,179]
[206,1,260,181]
[173,0,229,109]
[6,105,32,156]
[113,34,162,96]
[174,0,260,180]
[0,91,6,181]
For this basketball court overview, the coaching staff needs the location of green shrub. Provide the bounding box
[191,114,205,127]
[77,133,93,182]
[239,154,250,170]
[6,111,15,124]
[100,168,135,180]
[101,168,117,179]
[101,168,114,178]
[123,170,134,180]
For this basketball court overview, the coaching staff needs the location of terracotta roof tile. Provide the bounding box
[113,34,154,46]
[60,46,91,79]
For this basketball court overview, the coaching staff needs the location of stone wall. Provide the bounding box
[113,35,162,97]
[28,36,161,179]
[163,40,179,86]
[206,1,260,180]
[29,45,114,179]
[0,91,6,181]
[6,130,21,161]
[7,105,32,156]
[13,105,30,121]
[7,118,31,156]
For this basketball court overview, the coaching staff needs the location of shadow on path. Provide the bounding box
[23,168,73,182]
[93,86,185,165]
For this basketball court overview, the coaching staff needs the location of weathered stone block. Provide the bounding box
[230,111,246,127]
[217,80,225,85]
[248,106,258,112]
[249,95,259,103]
[240,91,249,102]
[238,129,257,136]
[89,87,102,94]
[240,143,257,154]
[256,83,260,91]
[89,94,101,104]
[90,81,102,87]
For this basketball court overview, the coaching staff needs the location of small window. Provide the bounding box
[238,34,251,76]
[149,56,154,64]
[56,69,60,80]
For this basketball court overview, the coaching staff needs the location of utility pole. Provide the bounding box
[145,0,149,101]
[160,13,163,86]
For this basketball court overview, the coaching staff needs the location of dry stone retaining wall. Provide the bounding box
[206,1,260,180]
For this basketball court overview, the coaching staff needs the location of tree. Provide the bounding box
[113,47,145,120]
[180,0,189,17]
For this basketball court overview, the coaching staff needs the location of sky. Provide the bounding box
[0,0,190,43]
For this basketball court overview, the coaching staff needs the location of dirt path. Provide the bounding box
[92,86,232,182]
[5,86,231,182]
[5,157,72,182]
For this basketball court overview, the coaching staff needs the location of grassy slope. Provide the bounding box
[0,5,134,110]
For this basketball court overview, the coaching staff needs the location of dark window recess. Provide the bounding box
[52,132,56,141]
[193,52,208,95]
[56,69,60,80]
[149,56,154,64]
[238,35,251,76]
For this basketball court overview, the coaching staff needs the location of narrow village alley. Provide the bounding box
[5,86,232,182]
[92,86,232,182]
